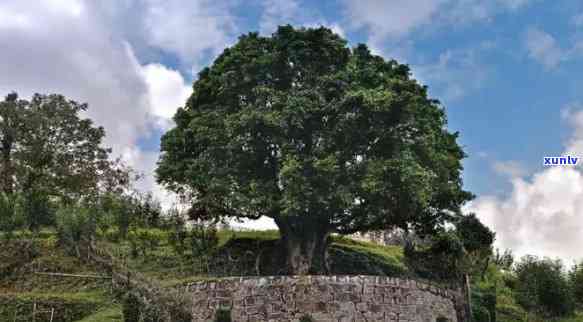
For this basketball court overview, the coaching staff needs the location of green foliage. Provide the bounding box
[514,256,575,318]
[22,189,55,231]
[299,314,315,322]
[472,285,496,322]
[133,192,162,228]
[214,308,232,322]
[0,293,103,322]
[127,228,163,258]
[156,25,473,273]
[0,93,112,198]
[0,93,133,233]
[111,195,135,239]
[494,249,514,271]
[122,293,140,322]
[571,262,583,307]
[167,209,188,256]
[55,204,93,250]
[405,213,494,283]
[190,221,219,257]
[404,230,465,282]
[76,305,122,322]
[99,228,408,283]
[456,213,494,254]
[0,192,24,239]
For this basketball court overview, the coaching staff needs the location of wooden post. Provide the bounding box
[49,308,54,322]
[464,274,473,321]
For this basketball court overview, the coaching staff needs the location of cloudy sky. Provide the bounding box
[1,0,582,265]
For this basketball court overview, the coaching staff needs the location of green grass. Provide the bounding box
[0,232,118,322]
[76,304,123,322]
[0,292,111,322]
[98,228,409,288]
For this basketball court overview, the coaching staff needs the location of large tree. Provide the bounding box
[0,93,121,229]
[157,26,473,274]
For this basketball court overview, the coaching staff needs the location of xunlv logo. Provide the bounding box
[543,156,579,166]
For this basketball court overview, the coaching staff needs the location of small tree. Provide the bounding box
[55,204,93,255]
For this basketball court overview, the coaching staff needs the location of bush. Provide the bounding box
[99,193,137,239]
[570,261,583,307]
[167,209,188,256]
[299,314,314,322]
[55,204,93,248]
[134,192,162,228]
[0,192,25,239]
[23,189,55,231]
[472,285,496,322]
[514,256,575,318]
[122,293,140,322]
[127,228,163,258]
[190,221,219,258]
[214,308,231,322]
[404,231,465,282]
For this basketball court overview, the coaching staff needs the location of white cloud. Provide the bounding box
[260,0,302,35]
[572,13,583,27]
[467,106,583,265]
[142,0,235,71]
[414,45,491,102]
[524,27,567,69]
[493,160,528,178]
[140,63,191,130]
[342,0,445,46]
[0,0,213,210]
[498,0,531,10]
[341,0,534,44]
[259,0,345,37]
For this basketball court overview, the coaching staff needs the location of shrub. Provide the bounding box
[570,261,583,307]
[167,209,188,256]
[514,256,575,318]
[134,192,162,228]
[299,314,315,322]
[23,189,55,231]
[190,220,219,258]
[214,308,231,322]
[472,285,496,322]
[127,228,162,258]
[0,192,24,239]
[122,293,140,322]
[55,204,93,252]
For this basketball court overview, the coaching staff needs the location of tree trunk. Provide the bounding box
[275,216,330,275]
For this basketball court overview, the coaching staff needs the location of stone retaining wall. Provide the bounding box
[188,275,460,322]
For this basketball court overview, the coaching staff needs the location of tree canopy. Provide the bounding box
[157,25,474,274]
[0,92,126,229]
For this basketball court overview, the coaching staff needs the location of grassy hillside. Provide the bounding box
[97,229,408,287]
[1,229,407,321]
[0,232,122,322]
[4,229,581,322]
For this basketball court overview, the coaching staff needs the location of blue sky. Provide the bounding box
[132,0,583,199]
[1,0,583,264]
